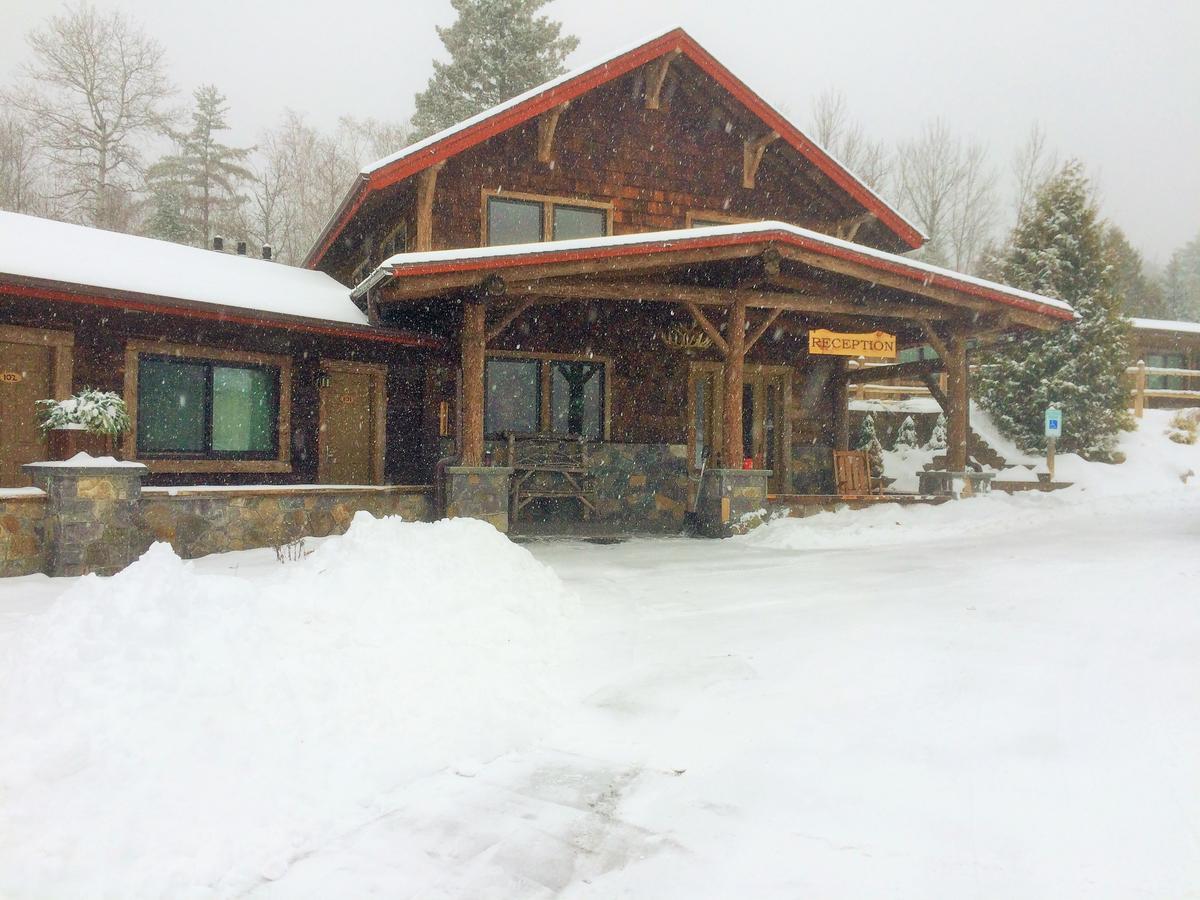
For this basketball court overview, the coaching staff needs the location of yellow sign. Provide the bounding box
[0,371,24,384]
[808,329,897,359]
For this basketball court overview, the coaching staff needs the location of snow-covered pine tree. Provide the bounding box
[856,413,885,476]
[927,413,948,450]
[411,0,579,140]
[893,415,918,451]
[144,182,193,244]
[145,86,252,245]
[974,161,1132,457]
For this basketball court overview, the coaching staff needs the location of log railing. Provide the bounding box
[1129,360,1200,418]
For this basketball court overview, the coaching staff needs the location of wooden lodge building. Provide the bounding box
[0,27,1075,564]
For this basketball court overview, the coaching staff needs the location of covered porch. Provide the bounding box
[362,222,1073,534]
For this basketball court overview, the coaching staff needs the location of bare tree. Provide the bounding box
[0,112,44,214]
[1,3,175,230]
[1011,121,1057,223]
[896,119,997,272]
[240,112,410,265]
[809,88,891,192]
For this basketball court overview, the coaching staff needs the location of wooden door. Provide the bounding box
[318,363,386,484]
[0,339,53,487]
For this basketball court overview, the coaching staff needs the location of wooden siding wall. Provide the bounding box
[329,75,847,281]
[0,297,430,486]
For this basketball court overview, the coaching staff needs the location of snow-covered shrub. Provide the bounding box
[1166,408,1199,445]
[927,413,948,450]
[38,389,130,436]
[856,413,885,476]
[893,415,919,451]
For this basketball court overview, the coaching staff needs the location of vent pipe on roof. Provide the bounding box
[212,235,224,252]
[236,240,247,256]
[261,244,273,261]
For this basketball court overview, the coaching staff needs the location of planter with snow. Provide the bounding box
[37,390,130,461]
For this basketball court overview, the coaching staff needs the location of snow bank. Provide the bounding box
[0,513,573,898]
[751,409,1198,551]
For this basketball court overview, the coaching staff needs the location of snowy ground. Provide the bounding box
[1,412,1198,898]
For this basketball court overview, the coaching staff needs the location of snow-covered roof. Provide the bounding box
[0,211,368,326]
[1130,317,1200,335]
[369,220,1075,321]
[304,26,925,267]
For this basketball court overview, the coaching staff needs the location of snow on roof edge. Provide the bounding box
[1130,317,1200,335]
[371,220,1073,317]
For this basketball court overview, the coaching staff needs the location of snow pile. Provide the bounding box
[0,513,573,898]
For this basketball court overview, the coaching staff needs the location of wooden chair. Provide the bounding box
[832,450,884,499]
[506,432,598,522]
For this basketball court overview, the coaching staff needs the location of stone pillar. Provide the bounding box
[24,460,150,577]
[695,468,771,538]
[444,466,513,533]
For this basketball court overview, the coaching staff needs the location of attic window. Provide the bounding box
[484,191,611,247]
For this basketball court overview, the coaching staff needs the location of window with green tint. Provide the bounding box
[136,355,280,459]
[487,197,543,246]
[212,366,278,453]
[551,205,606,241]
[137,358,207,453]
[550,361,603,438]
[485,358,540,435]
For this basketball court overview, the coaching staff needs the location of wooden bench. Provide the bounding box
[506,433,598,521]
[832,449,886,500]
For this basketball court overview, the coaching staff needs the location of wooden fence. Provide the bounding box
[1129,360,1200,418]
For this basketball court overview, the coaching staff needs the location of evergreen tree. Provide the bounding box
[856,413,884,476]
[927,413,948,450]
[146,85,252,245]
[1163,230,1200,321]
[892,415,918,451]
[974,161,1133,457]
[1104,226,1166,318]
[411,0,578,139]
[144,182,193,244]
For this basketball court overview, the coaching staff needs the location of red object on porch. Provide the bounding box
[742,457,754,470]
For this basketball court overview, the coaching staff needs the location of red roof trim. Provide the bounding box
[304,28,923,268]
[386,230,1074,322]
[0,279,444,348]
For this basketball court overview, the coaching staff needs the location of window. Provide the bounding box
[1147,352,1185,391]
[550,361,604,439]
[486,358,540,435]
[485,192,610,246]
[485,355,607,438]
[136,355,280,459]
[487,197,544,246]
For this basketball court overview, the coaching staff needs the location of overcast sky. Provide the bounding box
[2,0,1197,263]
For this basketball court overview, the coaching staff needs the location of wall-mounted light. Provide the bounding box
[317,371,332,389]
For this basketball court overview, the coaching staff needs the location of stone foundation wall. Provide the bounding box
[0,493,47,578]
[140,485,433,560]
[590,443,689,530]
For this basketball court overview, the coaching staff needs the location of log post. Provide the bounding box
[460,298,487,467]
[833,364,850,451]
[1133,359,1146,419]
[944,333,970,470]
[722,298,747,467]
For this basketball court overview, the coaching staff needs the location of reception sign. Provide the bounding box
[808,329,897,359]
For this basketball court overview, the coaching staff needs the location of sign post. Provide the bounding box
[1044,406,1063,482]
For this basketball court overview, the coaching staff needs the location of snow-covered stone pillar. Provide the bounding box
[23,457,149,577]
[695,467,771,538]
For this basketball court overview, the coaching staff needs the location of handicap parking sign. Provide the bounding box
[1044,407,1063,438]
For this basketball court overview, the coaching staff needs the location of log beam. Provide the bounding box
[745,308,783,352]
[460,298,487,467]
[743,131,779,189]
[414,162,444,252]
[684,301,729,356]
[722,297,747,467]
[536,103,568,164]
[486,295,539,342]
[643,51,679,110]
